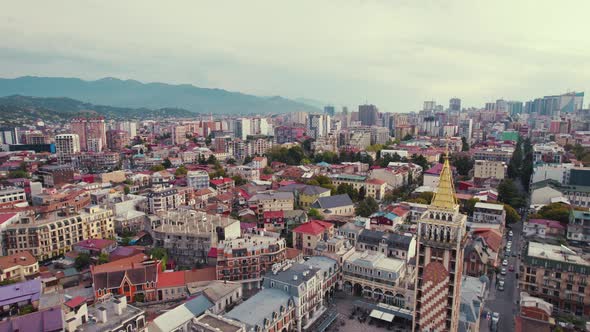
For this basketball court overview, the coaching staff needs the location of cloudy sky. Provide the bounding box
[1,0,589,112]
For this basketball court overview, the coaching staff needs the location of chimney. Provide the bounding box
[114,295,127,315]
[97,307,107,323]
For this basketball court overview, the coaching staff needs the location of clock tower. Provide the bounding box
[413,148,467,332]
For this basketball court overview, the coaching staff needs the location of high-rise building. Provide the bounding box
[324,105,335,117]
[118,121,137,138]
[423,101,436,112]
[307,114,331,139]
[235,118,251,140]
[359,104,378,126]
[70,117,107,151]
[172,125,187,145]
[413,151,467,332]
[0,127,19,145]
[449,98,461,112]
[106,129,129,151]
[55,134,81,164]
[484,102,496,111]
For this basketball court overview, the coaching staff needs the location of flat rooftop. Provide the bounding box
[346,250,405,273]
[527,242,590,266]
[193,313,243,332]
[80,297,144,332]
[218,234,282,252]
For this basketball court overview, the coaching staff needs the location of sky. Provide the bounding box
[1,0,589,112]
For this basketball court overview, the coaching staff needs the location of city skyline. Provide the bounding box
[1,1,589,112]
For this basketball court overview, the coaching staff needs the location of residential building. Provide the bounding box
[531,163,574,185]
[225,288,296,332]
[0,279,42,316]
[0,306,63,332]
[356,229,416,261]
[0,251,38,282]
[463,229,502,277]
[519,241,590,316]
[248,191,294,216]
[311,194,354,217]
[173,125,188,145]
[153,210,240,267]
[413,152,467,332]
[471,147,514,163]
[216,234,287,289]
[73,238,117,257]
[473,160,506,180]
[277,184,331,209]
[359,104,379,126]
[146,188,185,214]
[292,220,335,255]
[210,177,235,193]
[472,202,506,226]
[533,142,565,164]
[517,292,554,332]
[187,170,210,190]
[73,295,146,332]
[55,134,80,164]
[329,174,386,200]
[459,276,486,332]
[262,256,339,331]
[149,295,213,332]
[191,313,246,332]
[70,117,107,152]
[3,206,115,260]
[0,187,26,205]
[342,250,412,309]
[186,280,243,315]
[227,165,260,181]
[567,210,590,244]
[106,129,129,151]
[524,219,566,239]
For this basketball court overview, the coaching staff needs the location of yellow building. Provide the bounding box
[330,174,386,200]
[299,186,331,209]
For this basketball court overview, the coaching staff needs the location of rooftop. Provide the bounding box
[345,250,405,273]
[314,194,353,209]
[0,307,63,332]
[293,220,333,236]
[474,202,504,211]
[0,251,37,271]
[151,295,213,332]
[0,279,42,307]
[225,288,292,328]
[192,313,244,332]
[218,234,283,253]
[80,297,145,332]
[527,241,590,266]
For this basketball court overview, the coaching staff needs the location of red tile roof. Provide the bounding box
[366,178,386,185]
[74,238,116,251]
[473,229,503,252]
[528,219,565,229]
[210,178,233,186]
[293,220,333,236]
[0,213,17,225]
[286,248,302,260]
[157,271,186,288]
[64,296,86,308]
[184,267,217,283]
[263,210,284,219]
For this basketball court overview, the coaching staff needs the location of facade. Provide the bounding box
[519,241,590,316]
[91,260,160,303]
[146,188,185,214]
[210,177,235,193]
[3,206,115,260]
[248,191,294,216]
[329,174,386,200]
[55,134,80,164]
[225,288,296,332]
[567,210,590,244]
[359,104,379,126]
[311,194,355,217]
[413,153,467,332]
[472,202,506,226]
[292,220,335,255]
[216,234,287,288]
[473,160,506,180]
[356,229,415,261]
[70,117,107,152]
[75,296,146,332]
[342,250,412,309]
[0,251,39,282]
[153,210,240,266]
[187,170,210,190]
[0,187,26,205]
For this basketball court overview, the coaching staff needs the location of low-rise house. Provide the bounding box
[71,295,146,332]
[463,229,502,277]
[0,306,63,332]
[292,220,335,255]
[248,191,294,217]
[472,202,506,226]
[0,251,39,282]
[524,219,566,239]
[91,257,160,303]
[516,292,554,332]
[311,194,354,217]
[73,238,117,257]
[191,313,246,332]
[278,184,331,209]
[369,211,404,232]
[157,271,188,302]
[209,177,235,193]
[336,220,367,246]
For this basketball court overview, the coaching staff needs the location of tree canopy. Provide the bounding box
[504,204,521,224]
[356,197,379,217]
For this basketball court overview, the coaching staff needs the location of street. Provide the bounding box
[480,219,524,332]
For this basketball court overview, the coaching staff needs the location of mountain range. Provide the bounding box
[0,76,320,114]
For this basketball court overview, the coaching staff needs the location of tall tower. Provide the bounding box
[413,148,467,332]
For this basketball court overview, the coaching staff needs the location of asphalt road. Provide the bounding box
[480,218,524,332]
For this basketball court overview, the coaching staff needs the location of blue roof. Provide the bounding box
[316,162,331,167]
[184,295,214,316]
[225,288,292,328]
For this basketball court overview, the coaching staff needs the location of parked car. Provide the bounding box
[498,280,505,291]
[501,267,507,275]
[509,230,513,237]
[502,259,508,266]
[491,312,500,332]
[509,265,515,272]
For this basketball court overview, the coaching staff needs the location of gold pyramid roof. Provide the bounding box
[429,149,458,210]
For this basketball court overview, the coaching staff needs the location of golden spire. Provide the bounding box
[430,138,458,210]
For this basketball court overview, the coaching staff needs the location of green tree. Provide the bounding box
[98,253,110,265]
[175,165,188,176]
[207,155,217,165]
[150,164,165,172]
[462,198,479,215]
[497,179,524,209]
[451,154,474,176]
[356,197,379,217]
[307,208,323,220]
[150,247,168,271]
[336,183,359,201]
[227,158,237,165]
[402,134,413,141]
[314,175,334,190]
[205,134,213,145]
[536,203,570,224]
[410,154,429,171]
[8,170,28,179]
[358,186,366,200]
[162,158,172,168]
[243,155,254,165]
[123,185,131,195]
[232,175,247,186]
[75,253,91,270]
[262,166,273,175]
[461,137,470,152]
[504,204,521,224]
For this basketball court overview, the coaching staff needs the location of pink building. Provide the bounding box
[71,117,107,152]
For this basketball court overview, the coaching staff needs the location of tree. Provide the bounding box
[461,137,470,152]
[336,183,359,201]
[535,203,570,224]
[356,197,379,217]
[410,154,429,171]
[497,179,524,209]
[262,166,273,175]
[75,253,91,270]
[205,134,213,145]
[98,253,110,265]
[123,185,131,195]
[175,165,188,176]
[307,208,323,220]
[462,198,479,215]
[451,154,474,176]
[402,134,413,141]
[150,164,165,172]
[162,158,172,169]
[243,155,254,165]
[207,155,217,165]
[150,247,168,271]
[504,204,521,224]
[232,175,247,186]
[7,170,28,179]
[314,175,334,190]
[227,158,237,165]
[358,186,366,200]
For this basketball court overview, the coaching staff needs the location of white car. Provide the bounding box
[501,267,507,275]
[502,259,508,266]
[498,280,505,291]
[509,231,513,237]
